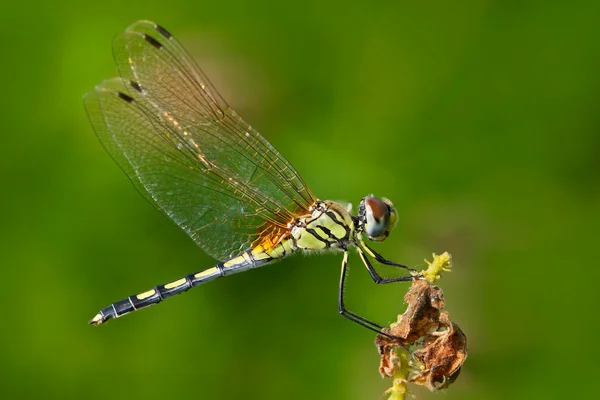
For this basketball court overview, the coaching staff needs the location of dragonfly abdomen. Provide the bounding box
[89,243,296,325]
[89,265,224,325]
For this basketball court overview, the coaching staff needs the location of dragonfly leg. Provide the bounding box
[359,241,416,272]
[338,251,401,339]
[357,247,415,284]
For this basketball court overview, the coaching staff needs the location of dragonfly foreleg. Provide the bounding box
[357,247,415,284]
[359,241,416,272]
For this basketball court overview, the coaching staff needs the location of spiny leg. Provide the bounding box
[360,241,416,272]
[357,247,415,284]
[339,251,397,337]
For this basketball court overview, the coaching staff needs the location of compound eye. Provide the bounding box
[363,197,390,241]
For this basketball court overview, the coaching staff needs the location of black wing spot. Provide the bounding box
[155,24,172,39]
[117,92,134,103]
[130,81,143,92]
[143,34,162,49]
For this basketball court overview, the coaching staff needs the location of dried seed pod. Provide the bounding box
[375,254,467,397]
[411,313,467,391]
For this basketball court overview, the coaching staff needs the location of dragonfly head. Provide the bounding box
[358,196,398,242]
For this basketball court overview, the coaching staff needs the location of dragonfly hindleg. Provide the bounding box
[339,250,395,335]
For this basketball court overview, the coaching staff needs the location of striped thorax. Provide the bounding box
[291,200,354,250]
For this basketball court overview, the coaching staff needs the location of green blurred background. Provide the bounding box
[1,1,599,399]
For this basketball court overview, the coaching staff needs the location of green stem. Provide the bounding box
[386,349,411,400]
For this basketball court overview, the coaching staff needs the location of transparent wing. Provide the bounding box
[84,20,316,261]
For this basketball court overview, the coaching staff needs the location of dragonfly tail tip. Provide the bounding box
[89,312,105,326]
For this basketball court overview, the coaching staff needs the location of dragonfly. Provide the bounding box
[85,20,417,335]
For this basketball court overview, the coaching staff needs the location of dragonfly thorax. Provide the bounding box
[290,200,355,251]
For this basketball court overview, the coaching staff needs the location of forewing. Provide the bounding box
[114,21,314,213]
[84,21,316,260]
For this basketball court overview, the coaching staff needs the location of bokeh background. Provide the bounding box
[1,1,599,399]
